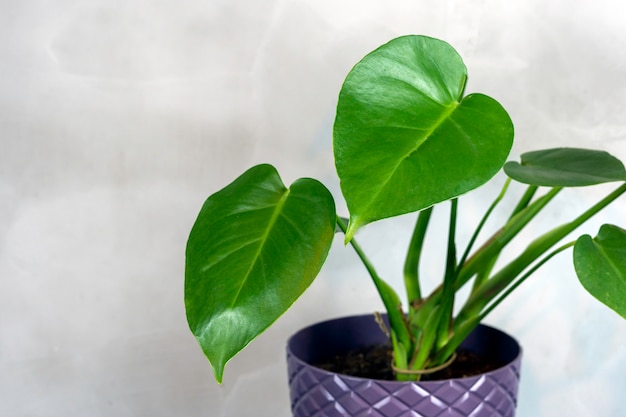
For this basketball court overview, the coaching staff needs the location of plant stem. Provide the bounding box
[459,182,626,320]
[479,241,575,320]
[434,241,575,364]
[335,216,412,357]
[407,189,561,353]
[456,187,563,290]
[469,183,536,295]
[404,207,433,307]
[436,199,458,351]
[510,185,538,217]
[459,178,510,271]
[410,187,560,336]
[408,304,440,379]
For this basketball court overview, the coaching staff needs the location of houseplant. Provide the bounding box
[184,34,626,412]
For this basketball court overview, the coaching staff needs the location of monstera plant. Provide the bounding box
[185,35,626,383]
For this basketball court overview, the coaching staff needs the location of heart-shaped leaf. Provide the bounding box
[333,35,514,241]
[504,148,626,187]
[185,164,336,382]
[574,224,626,319]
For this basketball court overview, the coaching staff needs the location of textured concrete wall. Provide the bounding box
[1,1,625,416]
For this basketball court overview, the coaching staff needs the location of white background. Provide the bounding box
[1,1,626,416]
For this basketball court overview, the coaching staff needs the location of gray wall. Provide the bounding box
[1,1,625,416]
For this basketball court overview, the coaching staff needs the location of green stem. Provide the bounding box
[459,179,510,295]
[479,241,575,320]
[510,185,538,218]
[456,187,563,290]
[434,241,575,364]
[335,216,412,357]
[407,188,561,349]
[459,182,626,320]
[404,207,433,308]
[469,183,536,294]
[408,305,440,379]
[436,199,458,351]
[459,178,510,271]
[410,186,553,331]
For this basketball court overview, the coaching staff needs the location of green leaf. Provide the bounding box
[574,224,626,319]
[185,164,336,382]
[504,148,626,187]
[333,35,513,241]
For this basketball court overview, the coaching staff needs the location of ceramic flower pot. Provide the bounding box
[286,314,522,417]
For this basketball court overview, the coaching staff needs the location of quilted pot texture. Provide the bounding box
[287,314,522,417]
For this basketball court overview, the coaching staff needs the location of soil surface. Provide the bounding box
[315,344,506,381]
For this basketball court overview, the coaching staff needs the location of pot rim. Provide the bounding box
[286,313,523,385]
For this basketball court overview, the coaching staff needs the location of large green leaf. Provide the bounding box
[574,224,626,319]
[333,35,514,241]
[185,164,336,382]
[504,148,626,186]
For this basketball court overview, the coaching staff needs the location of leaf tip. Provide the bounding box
[211,361,226,384]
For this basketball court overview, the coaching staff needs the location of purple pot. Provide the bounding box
[287,314,522,417]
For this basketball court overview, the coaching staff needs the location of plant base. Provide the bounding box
[287,314,522,417]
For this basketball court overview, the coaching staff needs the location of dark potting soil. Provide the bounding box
[315,344,506,381]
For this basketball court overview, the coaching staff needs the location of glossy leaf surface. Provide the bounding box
[574,224,626,319]
[333,35,514,241]
[185,164,336,382]
[504,148,626,186]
